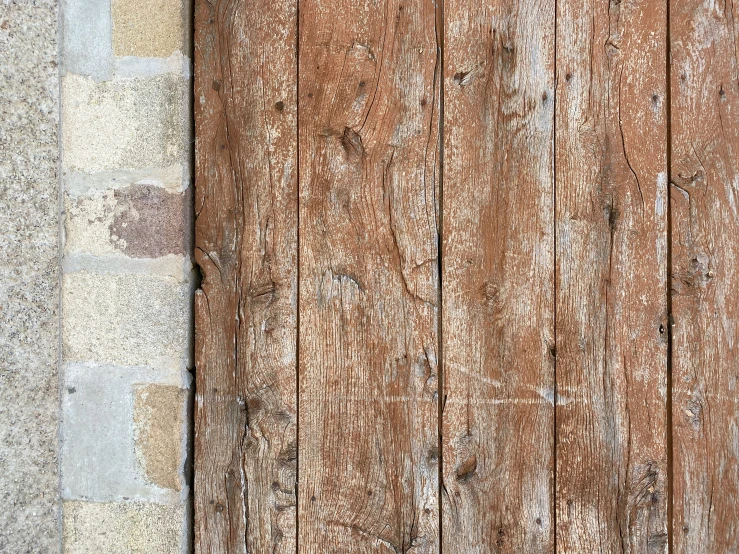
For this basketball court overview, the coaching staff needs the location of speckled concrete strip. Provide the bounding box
[0,1,61,551]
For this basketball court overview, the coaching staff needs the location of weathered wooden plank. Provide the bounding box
[440,0,556,550]
[554,0,669,551]
[193,0,298,551]
[297,0,440,550]
[671,0,739,550]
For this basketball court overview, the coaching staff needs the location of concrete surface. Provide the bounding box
[0,0,61,551]
[61,0,112,81]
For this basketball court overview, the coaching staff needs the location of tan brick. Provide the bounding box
[62,74,187,174]
[112,0,184,58]
[63,501,185,554]
[133,385,186,490]
[63,272,190,371]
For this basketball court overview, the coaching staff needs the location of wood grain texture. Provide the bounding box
[297,0,441,550]
[671,0,739,550]
[189,1,739,549]
[441,0,556,551]
[555,0,669,551]
[193,0,298,552]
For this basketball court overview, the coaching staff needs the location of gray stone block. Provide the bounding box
[62,73,188,174]
[61,0,113,81]
[60,364,184,503]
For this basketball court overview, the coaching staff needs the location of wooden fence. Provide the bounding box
[193,0,738,551]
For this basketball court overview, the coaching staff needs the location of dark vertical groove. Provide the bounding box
[436,0,445,549]
[295,0,301,549]
[188,1,197,551]
[552,0,558,549]
[665,0,674,550]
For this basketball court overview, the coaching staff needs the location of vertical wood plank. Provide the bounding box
[555,0,669,551]
[297,0,441,550]
[671,0,739,550]
[441,0,556,550]
[193,0,298,551]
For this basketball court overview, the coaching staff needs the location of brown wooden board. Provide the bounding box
[671,0,739,550]
[554,0,669,551]
[297,0,441,550]
[440,0,556,551]
[191,0,739,550]
[193,0,298,552]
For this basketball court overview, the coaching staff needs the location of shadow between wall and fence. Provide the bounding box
[193,0,739,551]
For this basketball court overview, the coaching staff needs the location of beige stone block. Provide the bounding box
[62,74,187,174]
[133,385,186,490]
[112,0,184,58]
[65,188,117,256]
[63,501,185,554]
[65,185,190,258]
[63,272,190,371]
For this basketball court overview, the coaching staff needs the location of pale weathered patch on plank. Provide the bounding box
[555,0,669,551]
[441,0,556,551]
[671,0,739,550]
[297,0,441,550]
[193,0,298,552]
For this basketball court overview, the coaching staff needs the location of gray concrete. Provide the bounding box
[60,365,181,504]
[61,0,112,81]
[0,1,61,551]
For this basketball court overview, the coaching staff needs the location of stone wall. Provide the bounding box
[59,0,193,551]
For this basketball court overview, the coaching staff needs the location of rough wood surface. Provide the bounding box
[191,0,739,549]
[193,0,298,552]
[440,0,556,551]
[671,0,739,550]
[554,0,669,551]
[297,0,441,550]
